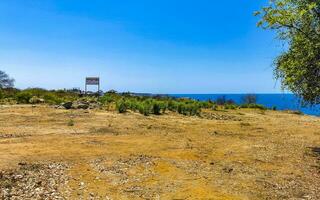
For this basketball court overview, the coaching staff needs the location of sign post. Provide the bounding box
[85,77,100,94]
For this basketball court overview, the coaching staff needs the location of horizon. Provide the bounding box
[0,1,283,94]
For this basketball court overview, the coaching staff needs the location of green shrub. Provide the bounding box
[160,102,168,113]
[224,104,238,110]
[67,119,75,126]
[138,103,145,115]
[242,94,257,104]
[168,100,178,111]
[240,103,267,110]
[177,103,184,114]
[12,88,79,105]
[16,91,33,104]
[99,94,118,104]
[1,88,19,98]
[198,101,214,109]
[128,99,140,111]
[152,102,161,115]
[216,96,227,105]
[43,94,63,105]
[212,105,218,111]
[142,102,152,116]
[190,104,200,116]
[116,100,127,113]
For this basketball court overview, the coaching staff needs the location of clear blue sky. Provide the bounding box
[0,0,283,93]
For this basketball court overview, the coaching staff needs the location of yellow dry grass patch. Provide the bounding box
[0,105,319,199]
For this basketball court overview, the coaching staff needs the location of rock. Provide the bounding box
[61,102,73,109]
[0,162,70,199]
[223,167,234,173]
[89,102,102,109]
[57,99,101,110]
[56,105,65,109]
[72,102,89,109]
[29,96,45,104]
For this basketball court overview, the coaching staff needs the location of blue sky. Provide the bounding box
[0,0,283,93]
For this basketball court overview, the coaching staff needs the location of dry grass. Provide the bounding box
[0,105,319,199]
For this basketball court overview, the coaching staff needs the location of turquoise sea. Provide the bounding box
[170,94,320,116]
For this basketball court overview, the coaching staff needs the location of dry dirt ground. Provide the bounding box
[0,105,319,200]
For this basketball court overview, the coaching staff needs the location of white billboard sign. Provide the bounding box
[86,77,100,85]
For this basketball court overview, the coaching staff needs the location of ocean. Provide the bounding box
[169,94,320,116]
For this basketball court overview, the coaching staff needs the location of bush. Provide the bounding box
[12,88,79,105]
[116,100,127,113]
[175,102,201,116]
[143,102,152,116]
[138,103,145,115]
[216,96,235,106]
[99,93,119,104]
[198,101,214,109]
[190,104,200,116]
[67,119,74,126]
[177,103,184,114]
[224,104,238,110]
[160,102,168,114]
[43,94,62,105]
[152,102,161,115]
[1,88,19,98]
[240,103,267,110]
[216,96,227,105]
[168,100,178,111]
[16,91,33,104]
[242,94,257,104]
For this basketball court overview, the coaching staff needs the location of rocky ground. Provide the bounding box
[0,162,70,199]
[0,105,319,199]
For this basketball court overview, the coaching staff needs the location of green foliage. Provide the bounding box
[240,103,267,110]
[16,91,33,104]
[175,102,200,116]
[99,93,120,104]
[116,100,127,113]
[1,87,281,116]
[43,93,62,105]
[242,94,257,104]
[0,88,19,98]
[224,104,238,110]
[67,119,75,126]
[152,101,161,115]
[0,71,14,88]
[216,96,227,105]
[99,93,204,116]
[256,0,320,105]
[20,88,78,104]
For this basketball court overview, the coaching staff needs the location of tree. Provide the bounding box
[255,0,320,105]
[242,94,257,104]
[216,95,227,105]
[0,70,14,88]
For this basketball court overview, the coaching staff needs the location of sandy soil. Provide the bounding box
[0,105,319,199]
